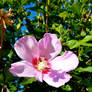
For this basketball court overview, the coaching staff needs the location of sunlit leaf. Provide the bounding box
[20,78,36,85]
[76,67,92,72]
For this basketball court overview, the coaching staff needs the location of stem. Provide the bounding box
[42,14,45,30]
[81,9,92,32]
[46,15,48,33]
[38,0,40,27]
[81,9,85,22]
[46,0,49,33]
[85,10,91,22]
[58,0,62,10]
[78,46,80,59]
[0,27,6,87]
[71,74,82,80]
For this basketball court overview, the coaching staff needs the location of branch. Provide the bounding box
[38,1,41,27]
[85,10,92,22]
[81,9,92,32]
[46,0,49,33]
[0,27,6,87]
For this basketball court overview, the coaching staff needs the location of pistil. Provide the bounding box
[32,57,50,74]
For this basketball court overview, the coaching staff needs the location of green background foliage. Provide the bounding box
[0,0,92,92]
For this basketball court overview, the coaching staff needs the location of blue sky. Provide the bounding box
[21,2,44,34]
[24,3,37,20]
[21,3,37,33]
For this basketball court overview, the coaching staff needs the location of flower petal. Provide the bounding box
[9,61,43,82]
[43,70,72,88]
[34,70,43,82]
[9,61,36,77]
[39,33,62,60]
[14,35,39,62]
[50,51,79,72]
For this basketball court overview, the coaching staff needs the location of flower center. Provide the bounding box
[32,57,50,74]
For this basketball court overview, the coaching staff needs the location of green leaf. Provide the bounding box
[67,35,92,49]
[80,80,92,92]
[8,50,13,58]
[66,40,80,49]
[0,74,3,85]
[16,23,21,29]
[20,78,36,85]
[10,85,17,91]
[87,87,92,92]
[59,11,70,19]
[81,35,92,42]
[81,31,86,37]
[61,84,72,91]
[51,23,63,34]
[76,67,92,72]
[69,2,82,16]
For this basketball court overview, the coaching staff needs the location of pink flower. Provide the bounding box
[9,33,79,88]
